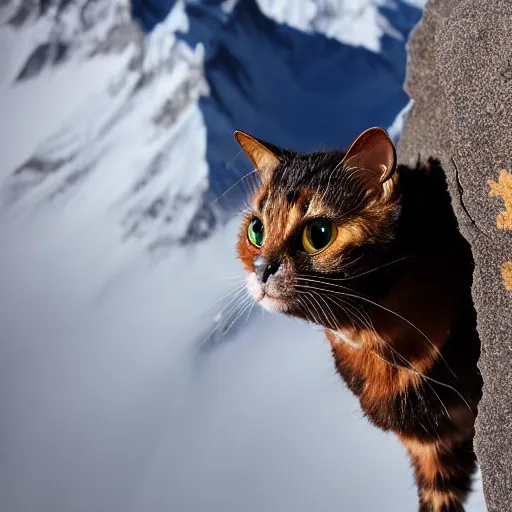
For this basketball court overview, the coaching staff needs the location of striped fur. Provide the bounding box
[235,129,483,511]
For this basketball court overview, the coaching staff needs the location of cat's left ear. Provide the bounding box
[234,130,282,181]
[342,127,397,188]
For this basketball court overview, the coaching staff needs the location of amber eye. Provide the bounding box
[302,221,336,254]
[247,217,264,247]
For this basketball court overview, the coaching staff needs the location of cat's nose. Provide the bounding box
[253,256,281,284]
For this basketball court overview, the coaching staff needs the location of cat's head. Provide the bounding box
[235,127,401,329]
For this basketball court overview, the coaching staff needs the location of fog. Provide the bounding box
[0,210,485,511]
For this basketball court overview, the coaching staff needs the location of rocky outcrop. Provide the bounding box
[398,1,512,509]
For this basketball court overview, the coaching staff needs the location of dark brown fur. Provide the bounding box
[234,129,482,512]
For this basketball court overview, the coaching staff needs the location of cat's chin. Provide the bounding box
[258,295,287,313]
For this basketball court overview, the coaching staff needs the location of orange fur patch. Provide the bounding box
[328,329,423,399]
[332,219,367,250]
[402,438,450,481]
[282,203,304,239]
[421,489,457,511]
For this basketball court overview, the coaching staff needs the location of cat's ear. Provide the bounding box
[234,130,282,180]
[342,127,397,187]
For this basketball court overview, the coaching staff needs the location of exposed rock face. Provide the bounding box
[398,0,512,509]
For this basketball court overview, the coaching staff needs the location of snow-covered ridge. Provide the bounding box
[0,0,210,250]
[0,0,137,85]
[253,0,401,53]
[221,0,426,53]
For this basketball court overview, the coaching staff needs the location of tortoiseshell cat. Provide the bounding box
[234,127,482,512]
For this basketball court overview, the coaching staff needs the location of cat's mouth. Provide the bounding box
[246,272,287,312]
[259,294,286,312]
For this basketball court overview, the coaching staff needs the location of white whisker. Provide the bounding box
[295,282,457,380]
[207,283,245,309]
[209,284,247,311]
[213,169,258,204]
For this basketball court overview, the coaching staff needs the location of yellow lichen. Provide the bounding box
[502,261,512,291]
[488,170,512,291]
[488,169,512,230]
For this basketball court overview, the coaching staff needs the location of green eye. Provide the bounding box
[248,217,264,247]
[302,221,336,254]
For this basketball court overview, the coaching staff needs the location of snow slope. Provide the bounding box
[0,0,210,250]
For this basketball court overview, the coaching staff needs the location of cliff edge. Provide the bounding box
[398,0,512,509]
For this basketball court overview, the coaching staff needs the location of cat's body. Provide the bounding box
[234,128,482,512]
[329,163,481,512]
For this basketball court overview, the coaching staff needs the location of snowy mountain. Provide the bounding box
[240,0,402,52]
[182,0,423,204]
[1,0,422,252]
[1,0,212,250]
[0,1,487,511]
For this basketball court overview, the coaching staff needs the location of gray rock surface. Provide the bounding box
[398,0,512,509]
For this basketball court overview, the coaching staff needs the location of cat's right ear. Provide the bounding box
[342,127,397,193]
[234,131,282,181]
